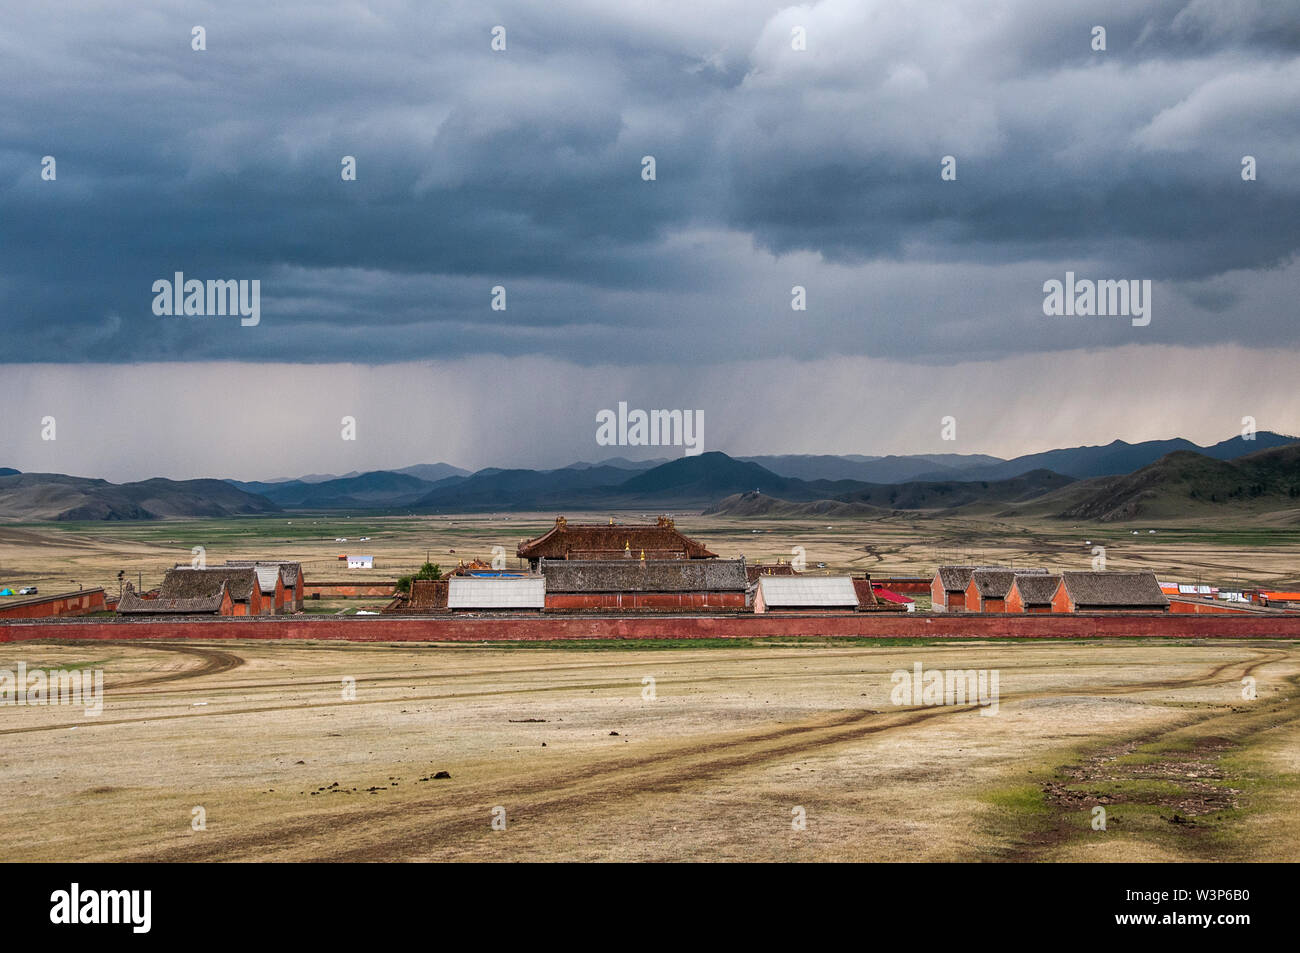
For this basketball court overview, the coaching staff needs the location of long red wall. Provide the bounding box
[0,590,105,620]
[870,577,931,594]
[4,612,1300,643]
[303,582,397,598]
[1167,598,1259,614]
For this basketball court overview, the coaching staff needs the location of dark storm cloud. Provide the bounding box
[0,0,1297,366]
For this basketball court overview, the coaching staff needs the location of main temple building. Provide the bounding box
[515,516,716,569]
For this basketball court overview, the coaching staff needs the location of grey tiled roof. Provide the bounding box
[1060,571,1168,607]
[1009,574,1062,603]
[539,558,747,593]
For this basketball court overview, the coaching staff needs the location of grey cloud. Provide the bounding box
[0,0,1296,367]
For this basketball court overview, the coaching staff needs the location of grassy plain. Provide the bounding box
[0,637,1296,861]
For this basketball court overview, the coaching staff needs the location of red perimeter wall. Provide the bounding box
[0,590,105,620]
[4,612,1300,643]
[871,577,931,594]
[1168,598,1258,614]
[303,581,397,598]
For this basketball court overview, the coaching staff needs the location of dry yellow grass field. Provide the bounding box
[1,637,1297,862]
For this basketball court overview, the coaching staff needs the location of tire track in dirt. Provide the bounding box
[119,646,1287,861]
[16,640,247,690]
[328,649,1294,863]
[108,647,1196,699]
[109,643,246,689]
[103,646,947,697]
[4,646,1273,737]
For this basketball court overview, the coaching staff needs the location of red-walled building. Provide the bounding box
[1050,571,1169,613]
[540,558,747,611]
[518,516,716,569]
[962,569,1050,612]
[116,567,261,616]
[227,561,304,612]
[931,566,1006,611]
[1005,574,1062,614]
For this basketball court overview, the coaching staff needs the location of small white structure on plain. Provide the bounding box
[347,555,374,569]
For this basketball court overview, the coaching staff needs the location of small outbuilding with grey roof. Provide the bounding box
[1005,574,1063,613]
[753,575,859,613]
[964,568,1049,613]
[1050,571,1170,613]
[226,560,304,612]
[931,565,1008,612]
[223,562,286,614]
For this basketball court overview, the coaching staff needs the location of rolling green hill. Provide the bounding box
[1047,445,1300,522]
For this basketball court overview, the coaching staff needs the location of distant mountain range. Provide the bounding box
[907,432,1299,482]
[704,468,1076,517]
[709,444,1300,523]
[233,432,1300,495]
[1,433,1296,521]
[229,470,449,508]
[736,453,1005,483]
[0,473,280,521]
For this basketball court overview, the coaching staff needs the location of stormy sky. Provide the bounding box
[2,1,1298,480]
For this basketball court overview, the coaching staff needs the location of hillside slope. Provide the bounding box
[703,469,1074,515]
[915,432,1298,482]
[703,492,894,517]
[1048,445,1300,521]
[0,473,280,521]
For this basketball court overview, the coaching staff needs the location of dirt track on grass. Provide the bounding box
[1,639,1296,862]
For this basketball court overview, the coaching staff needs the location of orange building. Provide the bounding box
[931,566,1007,611]
[1004,574,1062,614]
[1050,572,1169,613]
[226,561,304,612]
[962,569,1050,613]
